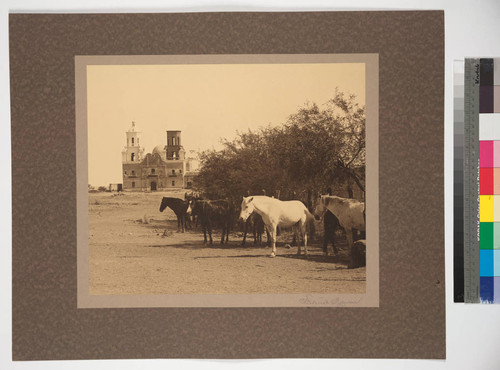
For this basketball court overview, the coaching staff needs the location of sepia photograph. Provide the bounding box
[76,54,378,307]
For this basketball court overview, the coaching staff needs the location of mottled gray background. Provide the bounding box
[10,11,444,360]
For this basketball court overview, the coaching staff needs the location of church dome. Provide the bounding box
[152,145,166,159]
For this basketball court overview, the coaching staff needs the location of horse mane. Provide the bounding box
[324,195,362,208]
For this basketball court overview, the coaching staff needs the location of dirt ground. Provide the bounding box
[88,191,365,295]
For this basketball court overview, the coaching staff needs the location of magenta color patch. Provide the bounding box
[480,140,494,168]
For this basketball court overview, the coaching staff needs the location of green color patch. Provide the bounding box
[481,222,494,249]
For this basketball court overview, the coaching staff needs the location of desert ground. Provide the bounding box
[88,190,366,295]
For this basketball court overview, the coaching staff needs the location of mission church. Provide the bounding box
[121,122,199,191]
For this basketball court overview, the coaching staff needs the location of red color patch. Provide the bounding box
[481,167,494,194]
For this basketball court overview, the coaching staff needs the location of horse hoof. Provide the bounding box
[269,253,275,258]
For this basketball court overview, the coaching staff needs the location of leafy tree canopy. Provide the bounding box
[195,89,365,207]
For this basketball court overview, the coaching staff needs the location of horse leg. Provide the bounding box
[221,225,225,244]
[302,221,308,258]
[202,225,207,245]
[295,224,302,256]
[331,229,338,255]
[269,225,277,257]
[208,223,213,245]
[346,228,355,268]
[181,214,185,233]
[242,220,248,246]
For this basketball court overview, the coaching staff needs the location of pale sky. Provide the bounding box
[87,63,365,186]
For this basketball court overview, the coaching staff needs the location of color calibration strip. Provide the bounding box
[458,58,500,303]
[478,58,500,303]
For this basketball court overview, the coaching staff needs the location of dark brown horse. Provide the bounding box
[159,197,189,233]
[241,212,269,247]
[187,199,234,245]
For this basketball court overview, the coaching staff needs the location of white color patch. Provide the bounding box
[479,113,500,140]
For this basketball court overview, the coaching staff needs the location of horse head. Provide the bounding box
[159,197,168,212]
[239,196,255,222]
[186,200,194,215]
[313,195,327,221]
[186,199,202,216]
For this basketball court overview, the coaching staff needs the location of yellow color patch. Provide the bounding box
[480,195,494,222]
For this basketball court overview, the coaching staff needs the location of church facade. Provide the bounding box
[121,122,199,191]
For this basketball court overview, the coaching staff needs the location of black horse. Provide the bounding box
[241,212,269,247]
[323,211,343,255]
[159,197,189,233]
[187,199,234,245]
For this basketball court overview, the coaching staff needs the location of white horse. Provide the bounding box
[314,195,365,264]
[239,196,314,258]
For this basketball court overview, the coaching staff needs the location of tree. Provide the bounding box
[195,89,365,205]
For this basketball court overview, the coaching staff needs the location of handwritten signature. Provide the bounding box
[298,295,363,306]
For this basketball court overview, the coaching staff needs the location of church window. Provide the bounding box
[172,181,175,186]
[172,169,175,174]
[132,170,135,176]
[131,153,135,161]
[132,182,135,188]
[151,168,155,174]
[131,137,134,146]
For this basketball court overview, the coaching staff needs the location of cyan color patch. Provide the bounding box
[480,250,494,276]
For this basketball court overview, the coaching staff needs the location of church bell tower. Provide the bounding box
[166,130,184,160]
[122,121,144,163]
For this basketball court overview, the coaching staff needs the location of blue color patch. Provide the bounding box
[480,250,494,276]
[481,277,495,303]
